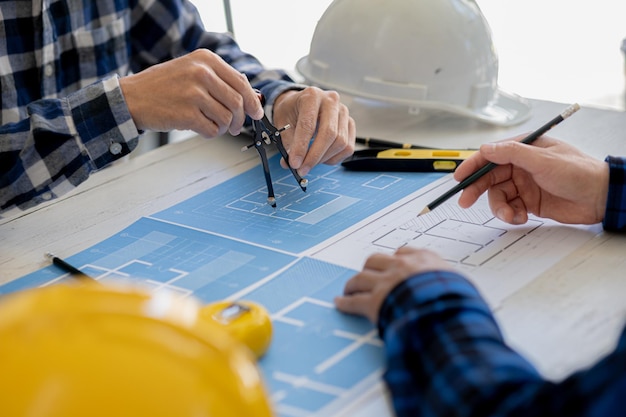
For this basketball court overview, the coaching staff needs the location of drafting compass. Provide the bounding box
[242,92,308,207]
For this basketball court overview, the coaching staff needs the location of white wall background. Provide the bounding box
[192,0,626,110]
[479,0,626,110]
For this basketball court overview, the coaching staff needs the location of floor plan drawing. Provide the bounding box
[150,154,445,253]
[0,218,383,417]
[1,154,602,416]
[312,182,600,306]
[368,201,543,267]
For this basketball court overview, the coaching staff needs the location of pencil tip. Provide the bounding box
[418,206,430,217]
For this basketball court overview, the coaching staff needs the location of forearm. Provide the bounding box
[380,271,626,417]
[379,271,543,417]
[0,76,139,213]
[129,0,302,112]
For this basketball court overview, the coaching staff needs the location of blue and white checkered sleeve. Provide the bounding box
[208,31,305,122]
[377,270,626,417]
[378,271,541,417]
[133,0,305,121]
[0,75,139,213]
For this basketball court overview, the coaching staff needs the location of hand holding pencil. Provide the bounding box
[451,123,610,226]
[418,103,581,217]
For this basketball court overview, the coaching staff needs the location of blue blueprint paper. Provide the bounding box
[3,154,444,416]
[151,153,444,253]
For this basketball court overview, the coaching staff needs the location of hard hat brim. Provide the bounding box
[297,56,532,127]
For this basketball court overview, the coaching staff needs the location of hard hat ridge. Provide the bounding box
[297,0,531,126]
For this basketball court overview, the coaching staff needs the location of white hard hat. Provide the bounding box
[297,0,531,126]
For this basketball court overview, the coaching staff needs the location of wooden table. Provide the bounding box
[2,99,626,416]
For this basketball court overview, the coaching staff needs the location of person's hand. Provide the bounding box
[454,136,609,225]
[272,87,356,176]
[119,49,263,138]
[334,247,453,323]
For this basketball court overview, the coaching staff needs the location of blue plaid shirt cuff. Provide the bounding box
[602,156,626,231]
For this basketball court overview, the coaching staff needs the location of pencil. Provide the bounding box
[45,252,94,281]
[418,103,581,216]
[356,137,432,149]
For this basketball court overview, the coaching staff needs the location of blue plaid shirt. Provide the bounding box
[379,158,626,417]
[0,0,296,214]
[603,156,626,231]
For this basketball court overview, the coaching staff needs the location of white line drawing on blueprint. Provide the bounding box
[38,260,384,417]
[227,169,404,223]
[40,259,195,298]
[311,178,600,306]
[372,201,542,267]
[150,155,444,253]
[3,170,601,417]
[267,297,384,417]
[5,217,384,417]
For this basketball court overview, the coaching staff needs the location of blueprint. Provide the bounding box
[150,154,444,253]
[313,187,601,306]
[1,153,601,417]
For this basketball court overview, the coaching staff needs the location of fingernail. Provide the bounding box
[496,208,506,222]
[513,213,525,224]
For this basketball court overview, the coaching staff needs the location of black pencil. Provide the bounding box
[418,103,581,216]
[356,137,432,150]
[45,252,94,281]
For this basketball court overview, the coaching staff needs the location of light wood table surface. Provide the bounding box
[2,99,626,415]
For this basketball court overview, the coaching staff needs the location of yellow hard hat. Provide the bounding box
[0,282,275,417]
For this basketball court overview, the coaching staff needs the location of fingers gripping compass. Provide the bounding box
[242,92,308,207]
